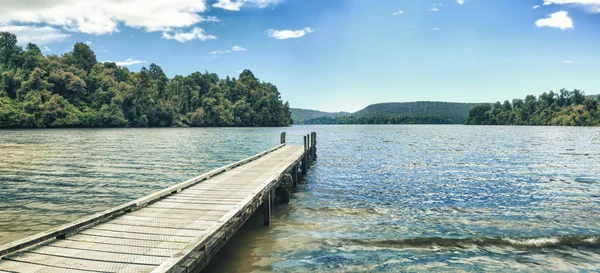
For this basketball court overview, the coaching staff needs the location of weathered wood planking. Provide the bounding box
[0,135,314,273]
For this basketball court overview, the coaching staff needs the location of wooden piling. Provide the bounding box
[315,132,318,160]
[293,164,299,189]
[307,134,311,169]
[278,174,293,203]
[302,135,308,175]
[263,191,272,226]
[280,132,286,144]
[311,132,317,161]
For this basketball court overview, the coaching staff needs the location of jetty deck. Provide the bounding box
[0,132,317,273]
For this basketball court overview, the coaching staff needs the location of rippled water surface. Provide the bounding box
[2,125,600,272]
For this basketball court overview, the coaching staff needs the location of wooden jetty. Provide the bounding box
[0,132,318,273]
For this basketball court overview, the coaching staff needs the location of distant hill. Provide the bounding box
[294,101,482,124]
[353,101,481,124]
[291,108,351,124]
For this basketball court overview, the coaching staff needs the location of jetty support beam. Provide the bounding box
[263,191,272,226]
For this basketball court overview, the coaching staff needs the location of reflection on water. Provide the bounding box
[2,125,600,272]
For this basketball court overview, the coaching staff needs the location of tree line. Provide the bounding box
[0,32,292,128]
[466,89,600,126]
[304,116,456,125]
[352,101,480,124]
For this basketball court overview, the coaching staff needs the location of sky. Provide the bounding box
[1,0,599,112]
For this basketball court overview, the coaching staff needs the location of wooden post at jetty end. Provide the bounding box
[280,132,286,144]
[303,135,309,175]
[307,134,311,170]
[311,132,317,161]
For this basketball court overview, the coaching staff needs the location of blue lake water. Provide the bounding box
[1,125,600,272]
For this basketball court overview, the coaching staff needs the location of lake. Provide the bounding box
[1,125,599,272]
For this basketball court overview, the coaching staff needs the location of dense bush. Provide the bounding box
[466,89,600,126]
[0,32,292,128]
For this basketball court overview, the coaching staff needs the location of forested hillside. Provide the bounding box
[353,102,480,123]
[0,32,291,128]
[298,101,480,124]
[465,89,600,126]
[291,108,350,124]
[303,115,455,124]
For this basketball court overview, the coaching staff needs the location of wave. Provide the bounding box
[336,235,600,250]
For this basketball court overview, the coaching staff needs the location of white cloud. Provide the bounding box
[213,0,280,11]
[392,10,404,15]
[457,0,465,4]
[564,60,573,63]
[533,5,541,8]
[267,27,313,39]
[105,58,146,66]
[0,0,213,36]
[0,24,69,45]
[535,11,574,29]
[210,50,228,55]
[213,0,245,11]
[430,7,439,11]
[162,27,216,43]
[543,0,600,12]
[210,46,247,56]
[432,28,440,31]
[85,40,92,46]
[42,46,51,53]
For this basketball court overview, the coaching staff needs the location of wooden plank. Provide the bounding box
[66,235,187,250]
[117,215,217,224]
[79,229,193,243]
[147,203,235,211]
[154,198,245,205]
[0,201,137,257]
[91,225,203,238]
[47,240,176,257]
[127,210,223,220]
[162,196,244,204]
[106,218,214,230]
[25,246,165,265]
[87,224,204,238]
[5,252,156,272]
[0,260,95,273]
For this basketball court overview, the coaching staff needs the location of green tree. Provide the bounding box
[0,32,292,129]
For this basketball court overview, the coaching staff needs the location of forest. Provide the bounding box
[351,101,480,123]
[303,116,455,125]
[0,32,292,128]
[465,89,600,126]
[291,108,350,124]
[294,101,480,124]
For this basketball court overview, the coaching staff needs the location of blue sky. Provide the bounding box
[1,0,599,112]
